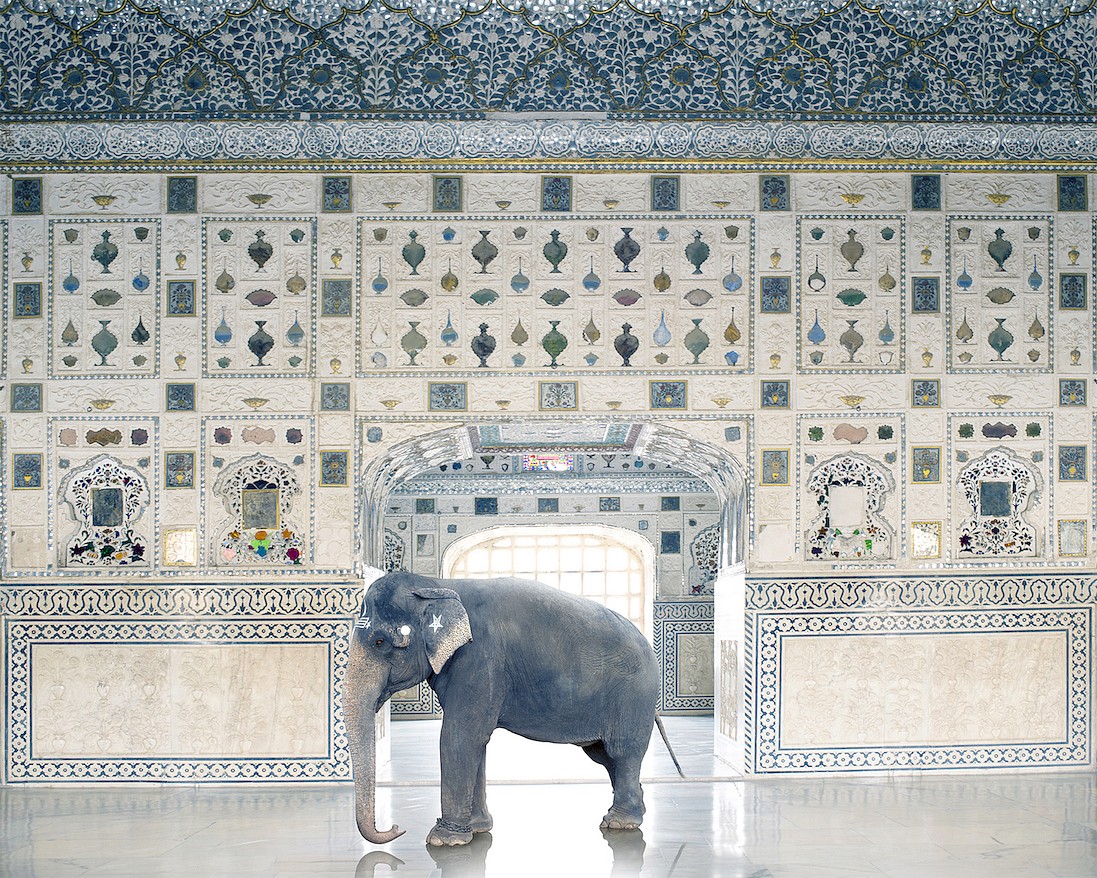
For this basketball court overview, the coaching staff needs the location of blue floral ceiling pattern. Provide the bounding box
[3,0,1097,122]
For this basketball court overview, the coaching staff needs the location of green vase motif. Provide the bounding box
[839,229,864,272]
[471,230,498,274]
[684,318,709,364]
[988,318,1014,361]
[92,231,118,274]
[684,231,710,275]
[541,320,568,368]
[401,321,427,365]
[402,231,426,275]
[543,230,568,274]
[988,228,1013,272]
[91,319,118,366]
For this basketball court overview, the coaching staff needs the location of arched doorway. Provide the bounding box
[360,418,748,762]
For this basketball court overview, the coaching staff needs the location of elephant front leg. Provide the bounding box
[470,755,492,834]
[427,720,489,847]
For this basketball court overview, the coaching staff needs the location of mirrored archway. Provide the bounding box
[361,419,747,572]
[360,417,748,723]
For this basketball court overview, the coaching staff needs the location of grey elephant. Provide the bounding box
[343,570,666,847]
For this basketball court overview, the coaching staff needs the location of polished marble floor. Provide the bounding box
[3,717,1097,877]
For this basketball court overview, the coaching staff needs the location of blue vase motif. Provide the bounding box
[722,255,742,292]
[92,231,118,274]
[807,310,826,345]
[440,311,458,347]
[653,310,671,347]
[614,228,641,272]
[988,228,1012,272]
[685,231,710,274]
[286,311,305,347]
[214,308,233,346]
[878,311,895,345]
[130,316,150,346]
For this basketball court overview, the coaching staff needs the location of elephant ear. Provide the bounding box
[412,587,472,674]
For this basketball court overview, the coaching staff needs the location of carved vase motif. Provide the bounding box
[614,228,640,272]
[248,320,274,366]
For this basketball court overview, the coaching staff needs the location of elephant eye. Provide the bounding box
[374,637,385,647]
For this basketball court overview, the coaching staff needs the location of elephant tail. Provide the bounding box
[654,715,685,778]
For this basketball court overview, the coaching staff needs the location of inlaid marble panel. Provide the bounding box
[30,642,329,758]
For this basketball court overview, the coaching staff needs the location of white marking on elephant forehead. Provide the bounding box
[399,625,412,637]
[354,616,370,629]
[430,614,443,633]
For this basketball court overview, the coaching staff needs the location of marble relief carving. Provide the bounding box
[49,219,159,377]
[797,216,904,372]
[356,216,753,374]
[203,218,316,377]
[946,216,1052,373]
[211,452,306,566]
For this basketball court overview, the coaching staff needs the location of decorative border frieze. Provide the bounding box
[9,123,1097,171]
[746,572,1097,611]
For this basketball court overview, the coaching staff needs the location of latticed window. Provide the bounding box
[443,526,652,634]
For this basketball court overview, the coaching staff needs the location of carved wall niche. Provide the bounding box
[957,447,1042,558]
[212,454,305,565]
[804,453,895,561]
[59,454,150,567]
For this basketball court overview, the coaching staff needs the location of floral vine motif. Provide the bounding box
[804,453,895,561]
[688,524,720,595]
[60,454,150,566]
[957,447,1041,557]
[213,454,304,565]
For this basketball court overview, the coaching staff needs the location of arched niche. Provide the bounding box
[359,419,747,573]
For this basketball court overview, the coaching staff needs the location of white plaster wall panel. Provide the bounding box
[30,642,330,758]
[675,632,715,699]
[795,174,906,213]
[45,175,159,216]
[945,174,1052,213]
[200,176,317,214]
[681,174,754,213]
[779,631,1067,748]
[355,175,430,214]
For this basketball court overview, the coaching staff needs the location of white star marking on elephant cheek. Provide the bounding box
[430,614,443,633]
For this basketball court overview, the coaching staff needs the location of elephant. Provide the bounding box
[342,570,665,847]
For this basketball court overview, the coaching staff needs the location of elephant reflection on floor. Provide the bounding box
[342,571,665,847]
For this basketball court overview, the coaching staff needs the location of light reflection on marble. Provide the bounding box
[2,718,1096,878]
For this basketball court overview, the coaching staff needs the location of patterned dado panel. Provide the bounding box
[2,582,361,781]
[3,1,1097,121]
[742,573,1093,774]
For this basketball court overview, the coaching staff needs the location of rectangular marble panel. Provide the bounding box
[30,642,330,759]
[780,630,1067,748]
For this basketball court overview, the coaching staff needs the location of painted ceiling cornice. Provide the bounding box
[3,0,1097,126]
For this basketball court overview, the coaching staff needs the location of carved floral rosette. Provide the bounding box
[957,448,1041,557]
[804,453,895,561]
[59,454,150,566]
[212,454,305,565]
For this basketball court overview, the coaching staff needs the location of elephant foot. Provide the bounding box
[426,818,474,847]
[471,813,493,834]
[600,808,643,831]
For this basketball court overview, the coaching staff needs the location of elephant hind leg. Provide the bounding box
[584,742,644,831]
[598,745,645,831]
[582,741,617,785]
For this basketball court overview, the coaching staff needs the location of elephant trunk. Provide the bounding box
[344,640,405,844]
